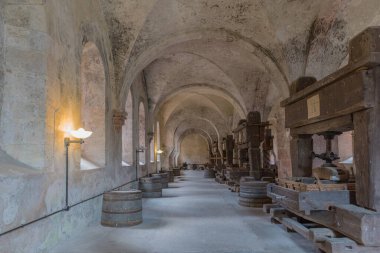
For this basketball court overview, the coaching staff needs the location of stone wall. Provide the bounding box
[0,1,4,127]
[0,1,148,252]
[0,1,49,169]
[178,133,209,165]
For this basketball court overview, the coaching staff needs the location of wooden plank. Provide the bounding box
[268,187,380,246]
[316,237,358,253]
[281,53,380,107]
[290,115,353,136]
[299,190,350,215]
[334,205,380,247]
[263,203,281,214]
[281,217,310,239]
[270,207,291,220]
[268,184,350,214]
[284,70,375,129]
[309,228,339,243]
[290,134,313,177]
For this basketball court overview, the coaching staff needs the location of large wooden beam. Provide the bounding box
[353,68,380,211]
[290,134,313,177]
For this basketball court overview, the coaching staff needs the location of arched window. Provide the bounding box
[156,122,161,162]
[138,102,146,165]
[122,91,133,166]
[150,139,154,163]
[80,42,106,170]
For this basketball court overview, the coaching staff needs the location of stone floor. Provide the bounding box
[52,170,315,253]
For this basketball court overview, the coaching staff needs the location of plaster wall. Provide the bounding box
[178,134,209,165]
[0,1,4,127]
[122,91,133,165]
[0,1,141,252]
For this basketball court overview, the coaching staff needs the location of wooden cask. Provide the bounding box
[139,176,162,198]
[204,169,216,178]
[167,170,174,182]
[101,190,142,227]
[173,168,181,176]
[152,172,169,188]
[239,181,271,208]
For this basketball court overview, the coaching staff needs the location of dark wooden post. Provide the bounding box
[226,135,234,165]
[353,67,380,211]
[247,111,263,178]
[290,134,313,177]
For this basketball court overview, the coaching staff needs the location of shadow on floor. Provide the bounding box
[132,218,167,230]
[159,195,179,198]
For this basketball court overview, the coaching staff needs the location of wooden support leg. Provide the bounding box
[263,203,281,214]
[352,67,380,211]
[290,134,313,177]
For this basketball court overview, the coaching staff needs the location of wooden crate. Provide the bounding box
[267,183,350,214]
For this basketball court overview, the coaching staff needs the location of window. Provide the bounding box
[138,102,146,165]
[122,91,133,166]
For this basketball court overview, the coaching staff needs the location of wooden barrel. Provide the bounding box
[139,177,162,198]
[173,168,181,176]
[167,170,174,182]
[101,190,142,227]
[240,176,256,183]
[238,181,271,208]
[152,172,169,188]
[204,169,216,178]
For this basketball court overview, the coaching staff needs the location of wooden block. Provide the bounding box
[263,203,281,214]
[270,207,290,219]
[316,237,357,253]
[349,27,380,63]
[310,228,339,243]
[334,205,380,246]
[281,217,310,239]
[267,184,350,214]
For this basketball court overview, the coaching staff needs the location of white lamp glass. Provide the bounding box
[157,149,164,154]
[70,128,92,139]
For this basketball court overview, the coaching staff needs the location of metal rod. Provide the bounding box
[0,176,138,237]
[65,143,69,211]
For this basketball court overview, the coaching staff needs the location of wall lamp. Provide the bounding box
[135,147,145,179]
[156,149,164,173]
[64,128,92,211]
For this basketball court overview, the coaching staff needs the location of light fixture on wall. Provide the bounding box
[135,146,145,179]
[64,128,92,211]
[156,148,164,173]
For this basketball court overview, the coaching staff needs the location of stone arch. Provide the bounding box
[153,83,246,120]
[80,42,106,169]
[122,89,133,165]
[119,29,290,108]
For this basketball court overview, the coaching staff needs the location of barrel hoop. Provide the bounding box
[103,195,142,201]
[102,208,142,214]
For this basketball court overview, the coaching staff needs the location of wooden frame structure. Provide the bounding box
[271,26,380,249]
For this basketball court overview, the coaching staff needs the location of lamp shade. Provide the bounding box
[70,128,92,139]
[156,149,164,154]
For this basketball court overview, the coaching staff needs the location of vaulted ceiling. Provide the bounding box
[100,0,380,165]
